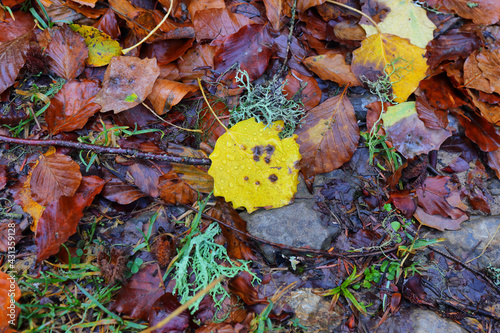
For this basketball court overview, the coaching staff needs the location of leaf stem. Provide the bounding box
[325,0,382,34]
[121,0,173,54]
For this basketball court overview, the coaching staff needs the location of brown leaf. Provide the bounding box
[417,74,467,110]
[228,272,266,306]
[467,89,500,125]
[0,32,31,95]
[209,199,257,261]
[415,176,468,226]
[100,168,146,205]
[149,293,192,332]
[303,53,361,86]
[198,96,230,147]
[30,150,82,206]
[65,0,107,18]
[188,0,225,18]
[295,93,360,181]
[128,161,169,198]
[98,248,128,285]
[388,190,417,219]
[425,29,480,70]
[93,8,121,39]
[36,176,106,262]
[465,48,500,94]
[94,56,160,113]
[45,25,87,80]
[415,94,449,130]
[425,0,500,25]
[453,110,500,152]
[283,69,321,111]
[111,263,165,321]
[141,39,194,66]
[0,165,6,190]
[0,11,35,42]
[192,8,253,42]
[263,0,290,31]
[488,149,500,179]
[465,160,491,214]
[147,79,198,115]
[158,169,198,205]
[214,24,273,86]
[46,79,101,135]
[413,206,468,231]
[177,43,215,81]
[172,164,213,194]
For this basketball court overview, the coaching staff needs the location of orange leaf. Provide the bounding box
[0,271,20,331]
[12,173,45,232]
[303,53,361,86]
[30,149,82,206]
[283,69,321,111]
[295,93,360,182]
[147,79,197,115]
[263,0,291,31]
[158,169,198,205]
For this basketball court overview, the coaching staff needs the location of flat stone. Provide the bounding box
[241,200,341,263]
[422,215,500,267]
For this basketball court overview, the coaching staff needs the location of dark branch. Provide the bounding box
[0,135,212,165]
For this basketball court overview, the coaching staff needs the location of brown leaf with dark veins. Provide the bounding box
[453,110,500,152]
[46,79,101,135]
[147,79,198,115]
[0,32,31,94]
[158,169,198,205]
[111,263,165,321]
[45,25,88,80]
[295,92,360,183]
[425,29,480,70]
[94,56,160,113]
[30,149,82,206]
[36,176,106,262]
[177,43,215,81]
[214,24,273,86]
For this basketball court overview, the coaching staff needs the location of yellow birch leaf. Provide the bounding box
[361,0,436,49]
[208,118,301,213]
[70,24,122,67]
[351,33,428,103]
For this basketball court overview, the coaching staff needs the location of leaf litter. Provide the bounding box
[0,0,499,332]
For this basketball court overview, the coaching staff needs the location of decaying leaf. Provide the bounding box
[94,56,160,113]
[0,32,31,95]
[295,93,359,184]
[208,118,301,213]
[70,24,122,67]
[12,173,45,232]
[382,102,451,159]
[158,169,199,205]
[351,33,428,103]
[360,0,436,48]
[303,53,361,86]
[30,148,82,206]
[282,70,321,111]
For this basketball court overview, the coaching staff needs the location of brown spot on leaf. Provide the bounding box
[268,174,278,182]
[244,176,249,181]
[264,157,271,164]
[255,181,260,185]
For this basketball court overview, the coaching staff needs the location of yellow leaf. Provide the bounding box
[70,24,122,67]
[351,33,428,103]
[361,0,436,48]
[208,118,301,213]
[15,165,45,232]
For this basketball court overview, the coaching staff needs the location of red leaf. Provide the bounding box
[214,24,273,86]
[283,70,321,111]
[93,8,121,39]
[36,176,106,262]
[228,272,266,306]
[0,11,35,42]
[45,25,88,80]
[141,39,194,66]
[425,29,480,70]
[388,191,417,219]
[0,32,31,95]
[416,176,467,220]
[111,263,165,321]
[46,79,101,135]
[453,110,500,152]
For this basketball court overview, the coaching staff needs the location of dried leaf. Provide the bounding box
[283,70,321,111]
[351,33,428,103]
[177,43,215,81]
[192,8,253,42]
[93,8,120,39]
[208,118,301,213]
[425,0,500,25]
[158,169,199,205]
[382,102,451,159]
[0,32,31,95]
[36,176,106,262]
[147,79,198,115]
[12,174,44,231]
[94,56,160,113]
[464,48,500,94]
[454,110,500,152]
[361,0,436,48]
[172,164,214,194]
[70,24,122,67]
[263,0,290,31]
[303,53,361,87]
[111,263,165,321]
[425,29,480,70]
[30,149,82,206]
[0,11,35,42]
[295,93,360,183]
[46,79,101,135]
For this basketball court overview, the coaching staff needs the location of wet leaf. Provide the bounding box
[100,168,146,205]
[488,149,500,179]
[454,110,500,152]
[94,56,160,113]
[149,293,192,332]
[0,32,31,95]
[111,263,164,321]
[46,25,87,80]
[158,169,199,205]
[208,118,301,213]
[0,10,35,42]
[464,48,500,94]
[0,271,20,332]
[93,8,121,39]
[228,272,266,306]
[12,174,45,231]
[425,0,500,25]
[263,0,290,31]
[282,69,321,111]
[192,8,253,42]
[30,149,82,206]
[147,79,198,115]
[382,102,451,159]
[70,24,122,67]
[415,94,449,130]
[417,74,467,111]
[0,165,6,190]
[198,96,230,147]
[141,39,194,66]
[388,190,417,219]
[36,176,106,262]
[172,164,214,194]
[214,24,273,86]
[425,29,480,70]
[303,53,361,87]
[46,79,101,135]
[361,0,436,48]
[177,43,215,81]
[295,93,359,183]
[351,33,428,103]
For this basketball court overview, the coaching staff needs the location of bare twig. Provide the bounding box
[0,135,211,165]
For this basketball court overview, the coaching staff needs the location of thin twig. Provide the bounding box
[0,135,211,165]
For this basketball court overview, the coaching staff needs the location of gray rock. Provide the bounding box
[241,200,341,263]
[422,215,500,268]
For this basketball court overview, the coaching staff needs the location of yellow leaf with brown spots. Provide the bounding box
[295,93,359,185]
[208,118,301,213]
[70,24,122,67]
[351,33,428,103]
